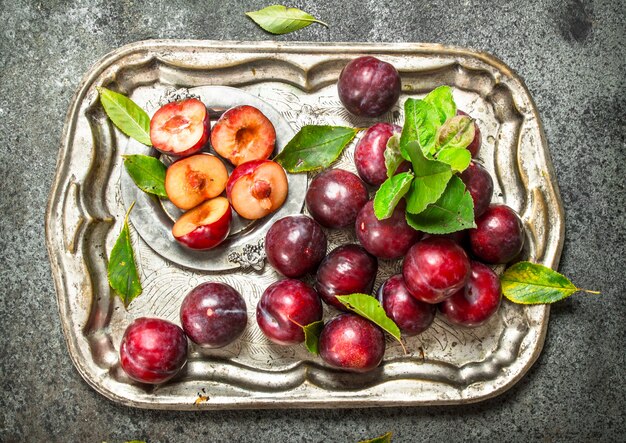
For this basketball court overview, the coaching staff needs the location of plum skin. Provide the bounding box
[265,215,327,278]
[354,123,408,186]
[305,169,369,229]
[402,237,471,304]
[469,204,525,264]
[119,317,188,384]
[378,274,436,336]
[315,244,378,310]
[356,199,422,260]
[460,161,494,218]
[256,279,323,345]
[439,261,502,327]
[337,56,401,118]
[319,314,386,373]
[180,282,247,348]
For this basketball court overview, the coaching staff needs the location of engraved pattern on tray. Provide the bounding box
[45,41,564,409]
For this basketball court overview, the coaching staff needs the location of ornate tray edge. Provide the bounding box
[45,39,564,409]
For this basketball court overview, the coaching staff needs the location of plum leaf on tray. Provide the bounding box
[405,175,475,234]
[373,171,414,219]
[423,85,457,123]
[302,320,325,355]
[336,294,405,352]
[107,203,142,306]
[97,87,152,146]
[274,125,359,172]
[122,154,167,198]
[404,141,452,214]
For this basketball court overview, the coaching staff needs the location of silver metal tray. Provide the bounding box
[45,40,564,410]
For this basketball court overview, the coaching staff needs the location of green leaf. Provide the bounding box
[423,85,456,123]
[435,115,475,151]
[436,147,471,173]
[406,176,475,234]
[384,133,404,178]
[107,203,142,307]
[245,5,328,35]
[303,320,324,355]
[123,155,167,198]
[373,171,414,220]
[274,125,359,173]
[501,261,600,304]
[399,99,440,156]
[404,141,452,214]
[359,433,393,443]
[97,87,152,146]
[336,294,405,353]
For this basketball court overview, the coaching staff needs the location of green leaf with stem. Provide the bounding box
[302,320,324,355]
[399,99,440,157]
[97,87,152,146]
[336,294,406,354]
[274,125,359,173]
[405,176,475,234]
[404,141,452,214]
[107,202,142,307]
[423,85,456,123]
[501,261,600,304]
[122,155,167,198]
[373,171,414,220]
[245,5,328,35]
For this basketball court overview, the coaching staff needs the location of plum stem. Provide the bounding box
[579,288,601,295]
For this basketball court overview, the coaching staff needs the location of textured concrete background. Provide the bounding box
[1,0,624,441]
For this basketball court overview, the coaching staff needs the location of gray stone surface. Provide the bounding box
[1,0,624,441]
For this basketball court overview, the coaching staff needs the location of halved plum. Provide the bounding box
[172,197,232,250]
[210,105,276,166]
[165,154,229,210]
[150,98,210,157]
[226,160,288,220]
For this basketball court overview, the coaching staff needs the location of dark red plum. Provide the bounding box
[337,56,401,118]
[403,238,470,304]
[378,274,435,336]
[460,161,494,218]
[469,204,525,264]
[354,123,408,186]
[256,279,323,345]
[457,110,482,158]
[319,314,385,373]
[305,169,369,228]
[119,318,188,384]
[355,199,421,260]
[265,215,327,278]
[439,261,502,327]
[180,282,247,348]
[315,244,378,310]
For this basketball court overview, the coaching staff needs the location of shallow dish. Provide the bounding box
[46,40,564,409]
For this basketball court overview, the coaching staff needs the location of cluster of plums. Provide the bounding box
[118,56,527,383]
[150,99,289,250]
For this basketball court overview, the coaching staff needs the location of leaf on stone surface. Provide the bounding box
[373,171,414,220]
[399,99,440,156]
[436,147,471,173]
[274,125,359,172]
[423,85,456,123]
[302,320,324,355]
[405,176,475,234]
[501,261,600,304]
[384,133,404,178]
[404,141,452,214]
[97,87,152,146]
[245,5,328,35]
[122,155,167,197]
[107,203,142,307]
[358,432,393,443]
[336,294,405,353]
